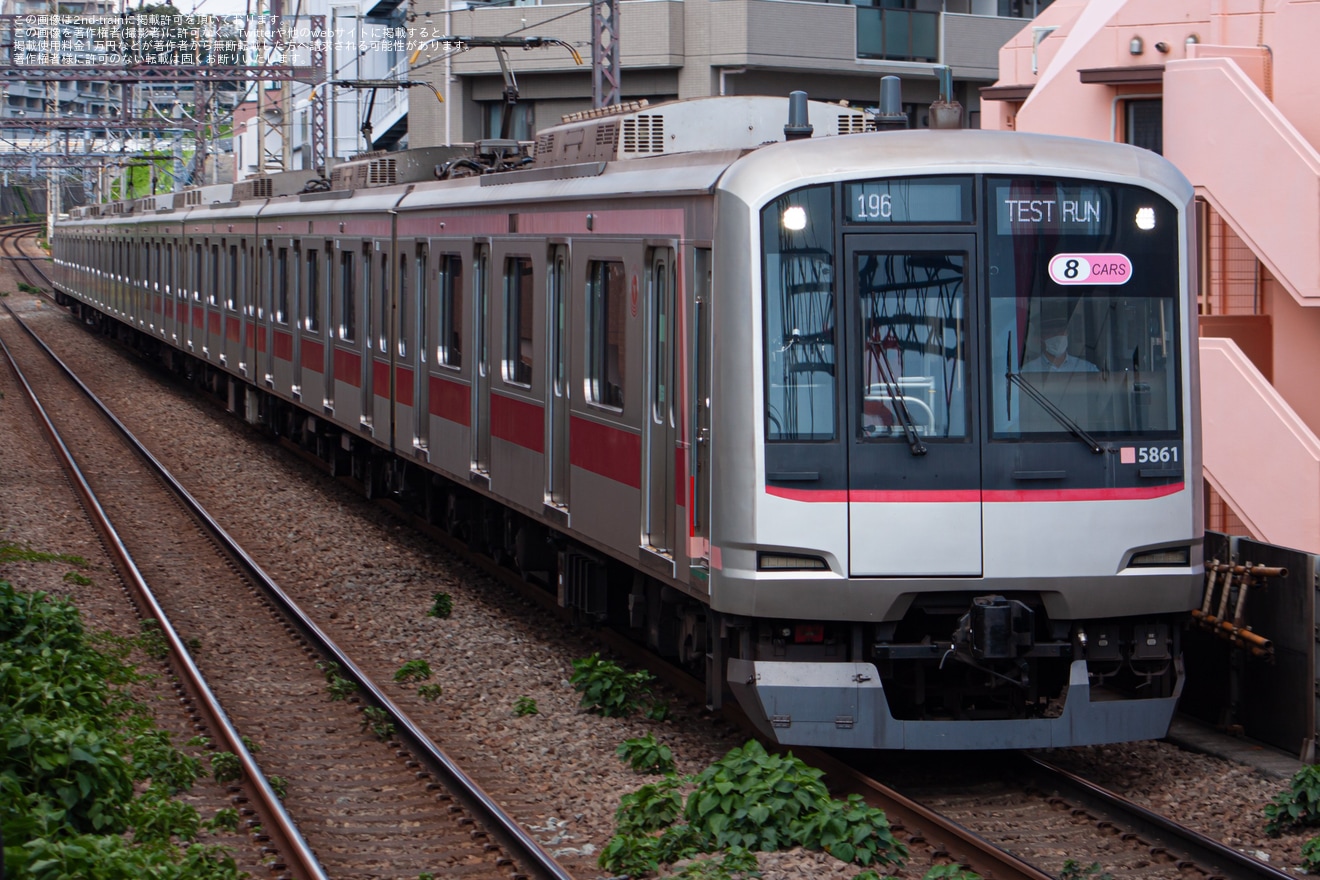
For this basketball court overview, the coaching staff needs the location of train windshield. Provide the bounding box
[761,175,1183,452]
[986,176,1181,441]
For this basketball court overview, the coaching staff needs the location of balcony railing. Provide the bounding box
[856,7,938,62]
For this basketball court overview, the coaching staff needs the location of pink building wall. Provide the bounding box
[985,0,1320,552]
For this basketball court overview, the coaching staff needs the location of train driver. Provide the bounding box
[1022,315,1098,373]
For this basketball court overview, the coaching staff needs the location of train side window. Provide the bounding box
[339,250,356,342]
[503,256,533,386]
[587,259,625,409]
[438,255,462,368]
[276,247,289,324]
[305,247,320,333]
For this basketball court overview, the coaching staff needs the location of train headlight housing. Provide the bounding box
[1135,207,1156,230]
[1128,546,1190,567]
[758,552,829,572]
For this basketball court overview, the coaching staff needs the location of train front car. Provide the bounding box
[712,130,1201,750]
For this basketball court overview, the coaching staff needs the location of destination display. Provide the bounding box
[994,184,1113,236]
[845,177,972,224]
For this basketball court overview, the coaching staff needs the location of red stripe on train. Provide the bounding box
[429,376,470,425]
[570,416,640,489]
[491,394,544,453]
[301,339,324,371]
[395,366,414,407]
[333,348,361,385]
[273,330,293,360]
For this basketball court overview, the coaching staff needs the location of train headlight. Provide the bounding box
[1135,207,1156,230]
[1128,546,1190,567]
[782,205,807,231]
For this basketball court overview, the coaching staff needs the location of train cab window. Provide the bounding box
[503,256,533,386]
[987,176,1181,440]
[339,250,356,342]
[587,260,626,409]
[305,248,320,333]
[761,184,836,441]
[276,247,289,324]
[438,255,462,368]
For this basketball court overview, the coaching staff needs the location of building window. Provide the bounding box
[587,260,626,409]
[1125,99,1163,155]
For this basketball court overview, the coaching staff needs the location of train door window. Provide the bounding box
[325,250,333,333]
[362,245,373,349]
[240,242,250,315]
[227,245,238,310]
[305,247,320,332]
[437,255,462,368]
[339,250,356,341]
[650,250,674,426]
[398,253,409,358]
[503,256,533,386]
[209,244,219,305]
[586,260,626,409]
[193,243,203,302]
[762,185,836,441]
[164,243,173,297]
[415,245,428,364]
[548,248,567,398]
[152,243,160,291]
[276,247,289,324]
[379,252,389,354]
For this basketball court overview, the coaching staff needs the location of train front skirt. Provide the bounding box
[728,657,1184,750]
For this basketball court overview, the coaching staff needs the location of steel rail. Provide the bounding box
[3,292,576,880]
[0,301,327,880]
[1021,753,1295,880]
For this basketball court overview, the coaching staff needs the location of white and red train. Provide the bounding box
[52,92,1203,749]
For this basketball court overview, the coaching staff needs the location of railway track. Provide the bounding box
[0,266,573,879]
[9,223,1302,880]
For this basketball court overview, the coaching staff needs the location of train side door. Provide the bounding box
[689,247,712,568]
[545,243,570,513]
[843,234,982,577]
[471,241,492,479]
[643,244,677,556]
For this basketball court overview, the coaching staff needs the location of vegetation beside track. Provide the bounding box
[0,542,246,880]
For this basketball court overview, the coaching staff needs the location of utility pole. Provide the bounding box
[591,0,620,108]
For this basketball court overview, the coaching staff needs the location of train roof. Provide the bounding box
[718,127,1195,207]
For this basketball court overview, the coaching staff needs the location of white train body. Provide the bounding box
[53,95,1202,749]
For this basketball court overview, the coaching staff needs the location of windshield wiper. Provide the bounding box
[1006,372,1104,454]
[872,349,926,456]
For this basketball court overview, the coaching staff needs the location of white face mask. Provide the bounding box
[1044,335,1070,358]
